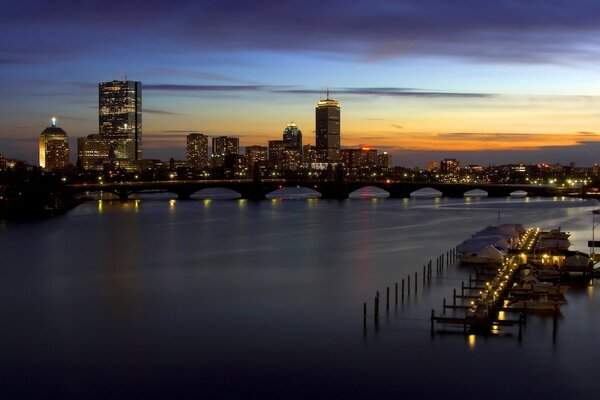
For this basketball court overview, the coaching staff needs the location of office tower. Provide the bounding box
[39,117,69,170]
[245,145,268,168]
[341,147,378,169]
[187,133,209,169]
[77,134,111,171]
[99,80,142,160]
[268,140,286,170]
[211,136,239,167]
[378,152,392,169]
[303,145,319,164]
[283,122,302,149]
[315,91,341,163]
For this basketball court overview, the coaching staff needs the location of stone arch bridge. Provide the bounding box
[68,179,566,201]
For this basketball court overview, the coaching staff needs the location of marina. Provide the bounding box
[431,223,595,338]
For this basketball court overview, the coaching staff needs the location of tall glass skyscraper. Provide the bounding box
[315,93,340,163]
[283,122,302,149]
[99,80,142,160]
[187,133,209,169]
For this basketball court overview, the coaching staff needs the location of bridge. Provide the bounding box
[67,179,569,201]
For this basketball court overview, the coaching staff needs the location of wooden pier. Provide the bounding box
[431,227,541,336]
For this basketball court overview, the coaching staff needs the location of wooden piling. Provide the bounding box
[395,282,398,305]
[402,279,405,299]
[374,296,379,320]
[431,309,435,334]
[407,275,410,295]
[415,272,418,293]
[386,286,390,310]
[363,302,367,325]
[453,288,456,306]
[443,298,446,314]
[423,265,426,284]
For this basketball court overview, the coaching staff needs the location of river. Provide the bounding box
[1,194,599,399]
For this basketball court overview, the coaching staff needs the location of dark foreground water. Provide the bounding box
[1,195,600,399]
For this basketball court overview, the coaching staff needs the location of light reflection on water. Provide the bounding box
[0,196,599,398]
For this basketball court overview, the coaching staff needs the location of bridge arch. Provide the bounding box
[463,188,489,197]
[410,187,442,197]
[348,185,390,198]
[266,186,321,199]
[510,190,528,197]
[190,187,242,199]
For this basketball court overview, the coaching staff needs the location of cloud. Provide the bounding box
[143,108,181,116]
[144,84,268,92]
[148,68,255,84]
[5,0,600,65]
[391,124,404,129]
[279,87,491,98]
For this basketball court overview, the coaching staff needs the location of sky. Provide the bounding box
[3,0,600,167]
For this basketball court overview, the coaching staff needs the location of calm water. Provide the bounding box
[1,195,599,399]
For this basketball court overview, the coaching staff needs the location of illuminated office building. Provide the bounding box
[187,133,209,169]
[99,80,142,160]
[315,92,341,163]
[283,122,302,150]
[77,134,111,171]
[39,117,70,170]
[211,136,239,167]
[245,145,268,168]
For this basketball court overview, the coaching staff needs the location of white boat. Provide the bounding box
[510,275,568,295]
[458,245,505,265]
[508,294,565,311]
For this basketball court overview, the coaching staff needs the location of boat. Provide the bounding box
[510,275,568,295]
[508,294,565,312]
[458,244,505,265]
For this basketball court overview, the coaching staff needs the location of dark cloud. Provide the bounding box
[391,124,404,129]
[143,108,181,116]
[281,87,491,98]
[3,0,600,64]
[144,84,269,92]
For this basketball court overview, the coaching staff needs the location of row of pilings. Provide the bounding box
[364,245,461,329]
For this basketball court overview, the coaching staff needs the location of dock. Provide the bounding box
[432,228,543,336]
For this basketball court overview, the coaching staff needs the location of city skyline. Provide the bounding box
[4,1,600,167]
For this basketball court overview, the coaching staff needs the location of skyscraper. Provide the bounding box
[99,80,142,160]
[77,134,111,171]
[211,136,239,167]
[187,133,209,169]
[39,117,69,170]
[283,122,302,149]
[315,91,341,163]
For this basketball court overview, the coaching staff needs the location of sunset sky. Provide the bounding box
[3,0,600,167]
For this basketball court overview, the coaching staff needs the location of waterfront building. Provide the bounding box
[440,158,460,173]
[77,134,111,171]
[0,153,5,171]
[378,152,392,169]
[245,145,268,169]
[427,161,439,172]
[211,136,239,167]
[341,147,378,172]
[187,133,209,170]
[283,122,302,150]
[303,145,319,164]
[315,92,341,163]
[99,80,142,161]
[39,117,69,170]
[224,154,247,178]
[268,140,286,170]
